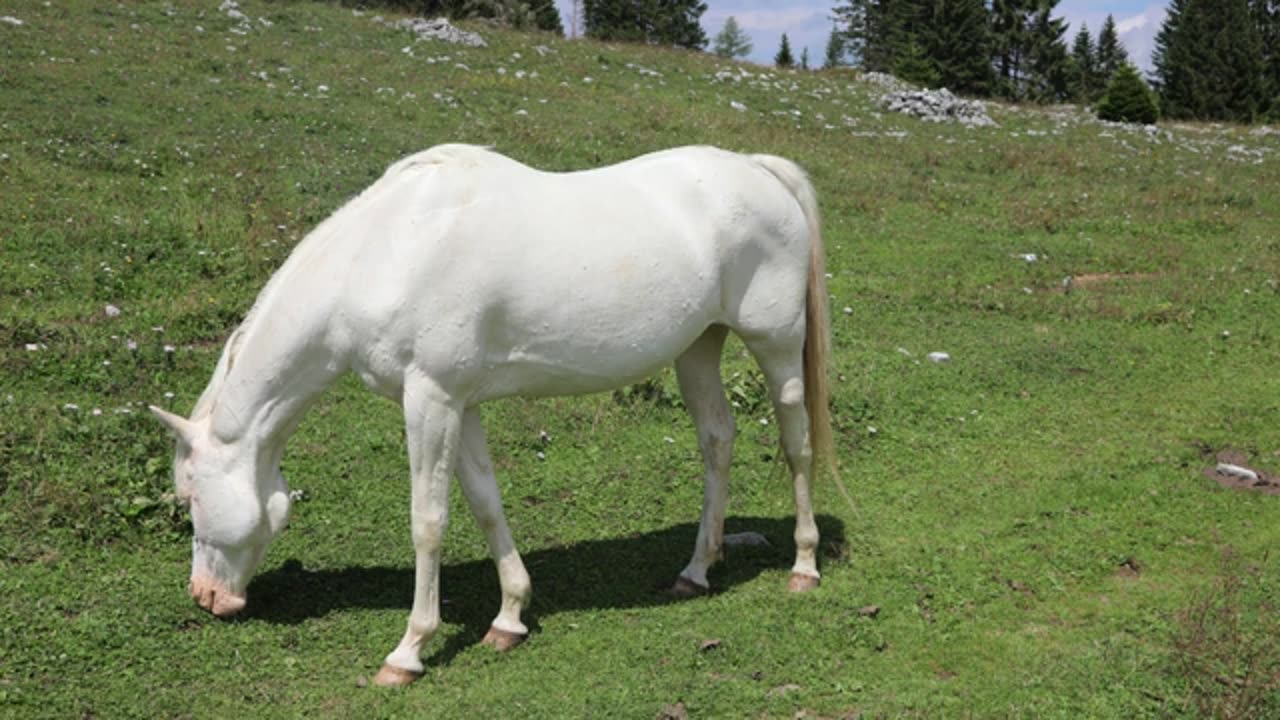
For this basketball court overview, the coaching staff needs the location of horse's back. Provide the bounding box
[335,146,815,401]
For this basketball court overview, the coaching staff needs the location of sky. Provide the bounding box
[554,1,1169,74]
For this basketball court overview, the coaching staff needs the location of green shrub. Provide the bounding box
[1096,62,1159,124]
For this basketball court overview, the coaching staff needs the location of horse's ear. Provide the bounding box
[149,405,198,445]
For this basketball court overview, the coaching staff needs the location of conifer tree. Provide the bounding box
[990,0,1034,97]
[920,0,993,95]
[711,16,753,59]
[1025,2,1070,101]
[1070,22,1099,101]
[584,0,708,49]
[1097,62,1159,123]
[823,24,847,68]
[894,37,940,86]
[991,0,1069,101]
[1155,0,1267,120]
[801,46,811,70]
[1096,14,1129,80]
[1254,0,1280,114]
[1150,0,1186,94]
[775,33,796,67]
[835,0,917,73]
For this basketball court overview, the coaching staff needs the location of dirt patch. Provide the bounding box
[1116,557,1143,578]
[1202,450,1280,495]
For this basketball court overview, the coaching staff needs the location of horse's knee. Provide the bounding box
[411,510,447,551]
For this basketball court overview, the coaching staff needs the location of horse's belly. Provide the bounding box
[462,295,712,401]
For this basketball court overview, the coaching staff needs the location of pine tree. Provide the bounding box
[919,0,993,95]
[1097,62,1159,123]
[823,24,847,68]
[1155,0,1267,120]
[711,16,753,59]
[894,37,940,86]
[584,0,708,49]
[530,0,563,32]
[990,0,1034,97]
[801,46,811,70]
[1254,0,1280,115]
[1025,2,1070,101]
[775,33,795,67]
[1096,14,1129,80]
[835,0,917,73]
[1151,0,1187,94]
[1069,22,1099,101]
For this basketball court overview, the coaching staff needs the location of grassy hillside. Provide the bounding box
[3,1,1280,717]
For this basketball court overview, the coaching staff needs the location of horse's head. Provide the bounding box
[150,405,290,617]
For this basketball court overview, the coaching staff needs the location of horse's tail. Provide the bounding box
[750,154,850,510]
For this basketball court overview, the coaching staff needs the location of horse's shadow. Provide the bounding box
[247,514,845,668]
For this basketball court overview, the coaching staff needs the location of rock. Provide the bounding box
[881,88,996,127]
[862,71,911,93]
[1216,463,1259,482]
[927,351,951,363]
[391,17,486,47]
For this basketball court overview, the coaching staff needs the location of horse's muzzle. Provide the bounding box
[189,575,247,617]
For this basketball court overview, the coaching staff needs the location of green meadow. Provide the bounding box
[2,1,1279,716]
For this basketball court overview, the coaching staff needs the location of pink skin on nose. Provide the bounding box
[189,575,247,617]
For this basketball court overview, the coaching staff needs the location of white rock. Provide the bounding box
[1216,463,1259,482]
[391,17,486,47]
[1,15,24,26]
[730,100,746,112]
[927,351,951,363]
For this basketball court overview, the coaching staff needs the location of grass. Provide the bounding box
[3,1,1280,717]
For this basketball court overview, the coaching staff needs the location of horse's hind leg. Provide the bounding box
[457,408,532,650]
[671,325,734,596]
[742,332,821,592]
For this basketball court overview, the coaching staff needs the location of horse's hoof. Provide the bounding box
[669,576,710,599]
[372,663,423,688]
[788,572,820,593]
[481,626,527,652]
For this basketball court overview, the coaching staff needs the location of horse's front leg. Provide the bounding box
[374,378,464,687]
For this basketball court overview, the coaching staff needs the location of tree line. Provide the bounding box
[345,0,1279,123]
[825,0,1279,122]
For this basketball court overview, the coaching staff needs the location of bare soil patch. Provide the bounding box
[1202,450,1280,495]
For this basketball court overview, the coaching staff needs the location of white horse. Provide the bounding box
[150,144,837,687]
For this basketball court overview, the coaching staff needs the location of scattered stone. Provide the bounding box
[730,100,746,112]
[390,16,486,47]
[926,351,951,363]
[1198,448,1280,491]
[857,605,881,618]
[862,71,911,93]
[882,88,996,127]
[105,304,121,318]
[723,531,770,547]
[698,638,722,652]
[1,15,24,26]
[1216,463,1258,482]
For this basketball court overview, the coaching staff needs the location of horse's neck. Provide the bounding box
[204,302,342,450]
